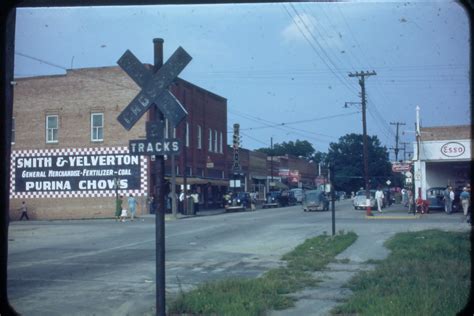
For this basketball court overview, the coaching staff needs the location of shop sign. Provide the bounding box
[278,168,290,177]
[10,147,146,198]
[441,142,465,158]
[392,163,411,173]
[206,156,214,168]
[289,170,300,183]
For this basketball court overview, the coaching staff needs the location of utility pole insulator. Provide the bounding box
[390,122,406,161]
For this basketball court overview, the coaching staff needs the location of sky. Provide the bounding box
[14,1,471,160]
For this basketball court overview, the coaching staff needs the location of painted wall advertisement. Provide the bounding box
[10,147,147,199]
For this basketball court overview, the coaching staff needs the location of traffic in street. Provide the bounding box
[7,199,469,316]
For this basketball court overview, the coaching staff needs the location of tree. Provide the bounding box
[326,133,392,193]
[256,139,315,159]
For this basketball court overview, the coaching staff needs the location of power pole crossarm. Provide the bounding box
[390,122,406,161]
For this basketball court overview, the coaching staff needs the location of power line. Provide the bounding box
[238,111,360,131]
[281,3,358,96]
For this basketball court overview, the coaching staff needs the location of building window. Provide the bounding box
[185,122,189,147]
[91,113,104,142]
[220,131,223,153]
[208,128,212,152]
[11,117,15,144]
[46,115,58,143]
[197,125,202,149]
[214,130,218,153]
[165,119,169,138]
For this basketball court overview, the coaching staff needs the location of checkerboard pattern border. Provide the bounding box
[10,147,148,199]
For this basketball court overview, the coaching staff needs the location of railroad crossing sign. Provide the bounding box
[129,121,181,155]
[117,47,192,131]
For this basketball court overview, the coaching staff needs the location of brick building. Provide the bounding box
[269,155,317,190]
[10,66,228,219]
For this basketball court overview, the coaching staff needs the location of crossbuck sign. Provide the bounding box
[117,46,192,155]
[117,46,191,131]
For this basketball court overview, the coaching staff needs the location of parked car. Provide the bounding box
[302,189,329,211]
[353,190,376,210]
[426,187,461,212]
[267,190,292,207]
[226,192,251,211]
[426,187,445,210]
[289,188,304,204]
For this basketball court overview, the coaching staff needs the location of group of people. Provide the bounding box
[443,185,471,219]
[115,194,138,222]
[148,190,201,215]
[177,190,200,214]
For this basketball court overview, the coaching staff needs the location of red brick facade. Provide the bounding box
[10,66,227,219]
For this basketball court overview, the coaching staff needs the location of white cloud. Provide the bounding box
[281,11,345,51]
[281,13,317,43]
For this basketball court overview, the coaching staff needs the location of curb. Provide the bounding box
[366,214,421,220]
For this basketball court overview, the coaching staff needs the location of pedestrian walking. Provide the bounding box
[375,187,384,213]
[115,195,123,221]
[401,188,407,206]
[179,190,185,214]
[460,187,470,217]
[407,189,414,213]
[128,194,138,221]
[19,201,29,220]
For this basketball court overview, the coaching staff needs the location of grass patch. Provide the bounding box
[168,231,357,316]
[332,229,471,316]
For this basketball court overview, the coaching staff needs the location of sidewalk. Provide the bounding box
[142,208,227,221]
[269,203,470,316]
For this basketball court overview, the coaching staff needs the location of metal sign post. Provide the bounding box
[117,38,191,316]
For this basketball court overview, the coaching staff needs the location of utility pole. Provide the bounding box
[349,71,376,216]
[390,122,405,161]
[400,141,410,162]
[151,38,166,316]
[270,137,274,191]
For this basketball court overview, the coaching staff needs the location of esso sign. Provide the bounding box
[441,142,465,157]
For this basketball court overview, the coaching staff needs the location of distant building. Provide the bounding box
[10,66,228,219]
[413,124,471,199]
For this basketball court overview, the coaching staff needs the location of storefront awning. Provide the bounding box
[251,175,267,181]
[165,176,229,186]
[270,181,288,190]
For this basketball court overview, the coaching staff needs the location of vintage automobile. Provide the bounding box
[426,187,445,210]
[302,189,329,212]
[263,190,291,208]
[353,190,377,210]
[426,187,461,212]
[225,192,251,211]
[289,188,304,204]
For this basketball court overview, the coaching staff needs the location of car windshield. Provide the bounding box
[306,191,323,200]
[427,188,443,197]
[356,191,375,197]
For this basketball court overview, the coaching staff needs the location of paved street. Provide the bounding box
[7,200,470,315]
